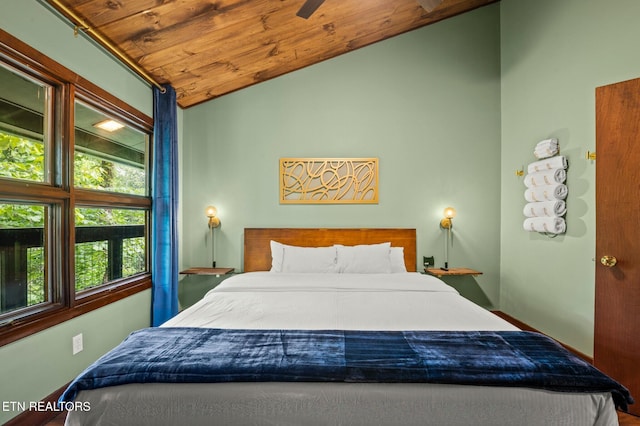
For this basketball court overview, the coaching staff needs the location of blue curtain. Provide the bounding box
[151,85,179,326]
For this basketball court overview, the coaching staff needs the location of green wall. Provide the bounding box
[499,0,640,356]
[0,1,152,423]
[181,5,502,307]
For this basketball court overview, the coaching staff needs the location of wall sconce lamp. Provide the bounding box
[440,206,456,230]
[205,205,221,267]
[439,207,456,270]
[206,205,221,229]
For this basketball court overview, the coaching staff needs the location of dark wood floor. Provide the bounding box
[44,411,66,425]
[44,410,640,425]
[621,412,640,425]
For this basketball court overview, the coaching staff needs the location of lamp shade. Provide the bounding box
[443,207,456,219]
[205,205,218,218]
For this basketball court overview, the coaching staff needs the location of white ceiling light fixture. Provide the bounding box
[93,119,125,132]
[417,0,444,12]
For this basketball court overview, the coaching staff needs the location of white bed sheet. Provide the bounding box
[66,272,619,426]
[162,272,519,331]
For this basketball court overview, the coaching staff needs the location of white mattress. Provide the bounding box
[66,273,619,426]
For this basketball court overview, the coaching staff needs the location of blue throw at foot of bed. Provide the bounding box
[59,328,634,411]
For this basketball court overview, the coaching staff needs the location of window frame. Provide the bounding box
[0,30,152,347]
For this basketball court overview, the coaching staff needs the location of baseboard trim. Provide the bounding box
[492,310,593,364]
[3,382,69,426]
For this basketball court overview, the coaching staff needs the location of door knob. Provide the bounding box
[600,255,617,267]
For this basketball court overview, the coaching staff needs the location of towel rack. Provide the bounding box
[522,139,567,236]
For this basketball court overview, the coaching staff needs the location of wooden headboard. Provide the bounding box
[244,228,416,272]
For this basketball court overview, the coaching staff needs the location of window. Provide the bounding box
[0,203,50,315]
[74,207,146,293]
[72,98,150,300]
[0,64,52,184]
[0,31,152,345]
[74,101,148,196]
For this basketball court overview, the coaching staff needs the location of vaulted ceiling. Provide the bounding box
[46,0,498,109]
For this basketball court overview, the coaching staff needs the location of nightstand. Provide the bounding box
[424,267,483,278]
[178,267,236,310]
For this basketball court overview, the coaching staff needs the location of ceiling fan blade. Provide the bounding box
[296,0,326,19]
[417,0,443,13]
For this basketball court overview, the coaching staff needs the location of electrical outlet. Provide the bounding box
[72,333,83,355]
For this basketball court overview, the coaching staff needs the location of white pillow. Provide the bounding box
[269,240,285,272]
[281,245,337,273]
[389,247,407,273]
[335,242,392,273]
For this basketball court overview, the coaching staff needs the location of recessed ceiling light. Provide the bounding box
[93,119,125,132]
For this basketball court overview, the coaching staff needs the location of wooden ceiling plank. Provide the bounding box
[135,20,317,73]
[66,0,165,27]
[128,0,403,71]
[84,0,400,69]
[100,0,285,47]
[161,2,428,81]
[111,0,418,64]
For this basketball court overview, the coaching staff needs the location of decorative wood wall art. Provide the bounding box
[280,158,379,204]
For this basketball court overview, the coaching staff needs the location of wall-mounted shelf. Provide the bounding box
[425,267,483,278]
[180,267,234,275]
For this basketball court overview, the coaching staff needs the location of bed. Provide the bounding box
[61,228,632,425]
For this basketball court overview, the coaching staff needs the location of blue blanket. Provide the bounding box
[60,328,633,410]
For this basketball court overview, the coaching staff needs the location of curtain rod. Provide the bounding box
[46,0,166,93]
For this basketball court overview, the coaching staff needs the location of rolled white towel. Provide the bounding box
[524,184,568,202]
[523,200,567,217]
[527,155,567,173]
[534,138,559,159]
[536,138,558,150]
[523,217,566,234]
[534,148,558,159]
[524,168,566,187]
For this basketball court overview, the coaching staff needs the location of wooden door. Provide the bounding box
[595,77,640,416]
